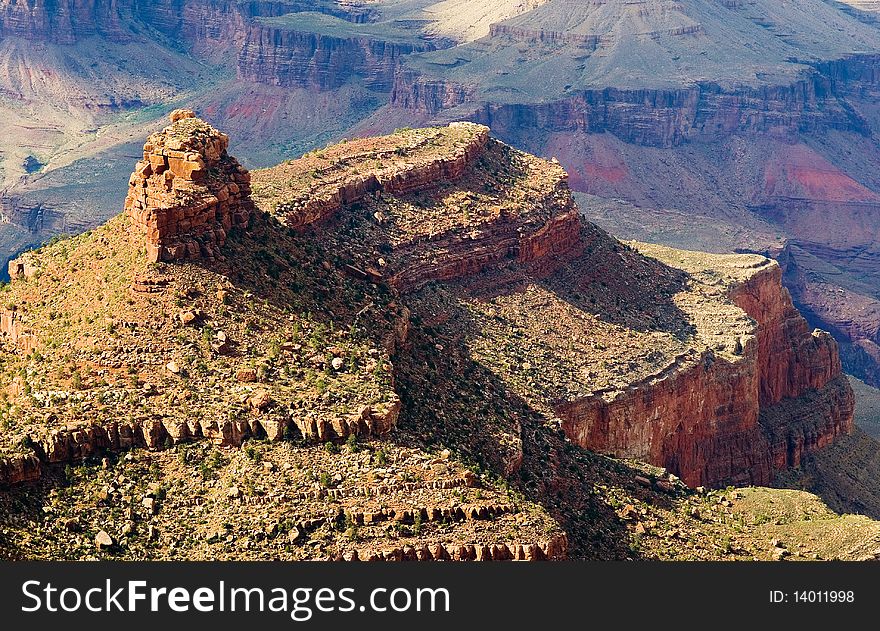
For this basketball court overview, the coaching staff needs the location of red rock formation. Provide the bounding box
[557,345,772,488]
[558,259,854,488]
[729,264,843,405]
[264,122,490,229]
[0,452,41,486]
[124,109,253,263]
[390,204,582,293]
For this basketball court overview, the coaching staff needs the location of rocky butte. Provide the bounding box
[0,115,862,560]
[124,109,254,263]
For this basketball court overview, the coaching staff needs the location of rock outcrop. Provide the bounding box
[252,122,489,228]
[557,251,854,487]
[337,534,568,561]
[124,109,253,263]
[0,397,401,486]
[0,308,37,355]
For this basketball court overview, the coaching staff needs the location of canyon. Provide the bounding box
[3,0,880,560]
[0,115,862,559]
[375,0,880,394]
[5,0,880,397]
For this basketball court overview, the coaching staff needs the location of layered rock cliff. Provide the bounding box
[556,251,853,487]
[239,17,441,91]
[392,56,876,147]
[0,0,133,43]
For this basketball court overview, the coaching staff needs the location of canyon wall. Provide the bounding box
[0,0,133,43]
[557,345,772,488]
[0,0,379,59]
[391,69,478,113]
[238,23,439,91]
[392,57,879,146]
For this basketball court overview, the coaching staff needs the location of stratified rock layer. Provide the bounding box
[0,122,854,493]
[253,124,853,489]
[238,19,439,91]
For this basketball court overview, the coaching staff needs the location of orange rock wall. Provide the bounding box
[557,262,853,488]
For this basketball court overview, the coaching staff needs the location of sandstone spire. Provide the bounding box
[124,109,253,263]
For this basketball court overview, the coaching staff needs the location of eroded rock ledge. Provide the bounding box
[557,249,854,487]
[252,122,489,228]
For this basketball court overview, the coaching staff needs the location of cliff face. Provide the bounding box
[556,251,853,488]
[392,58,875,147]
[391,69,477,113]
[733,264,854,472]
[557,343,771,487]
[239,23,438,91]
[0,0,132,43]
[133,0,246,56]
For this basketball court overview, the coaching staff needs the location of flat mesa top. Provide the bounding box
[251,123,489,212]
[250,123,571,250]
